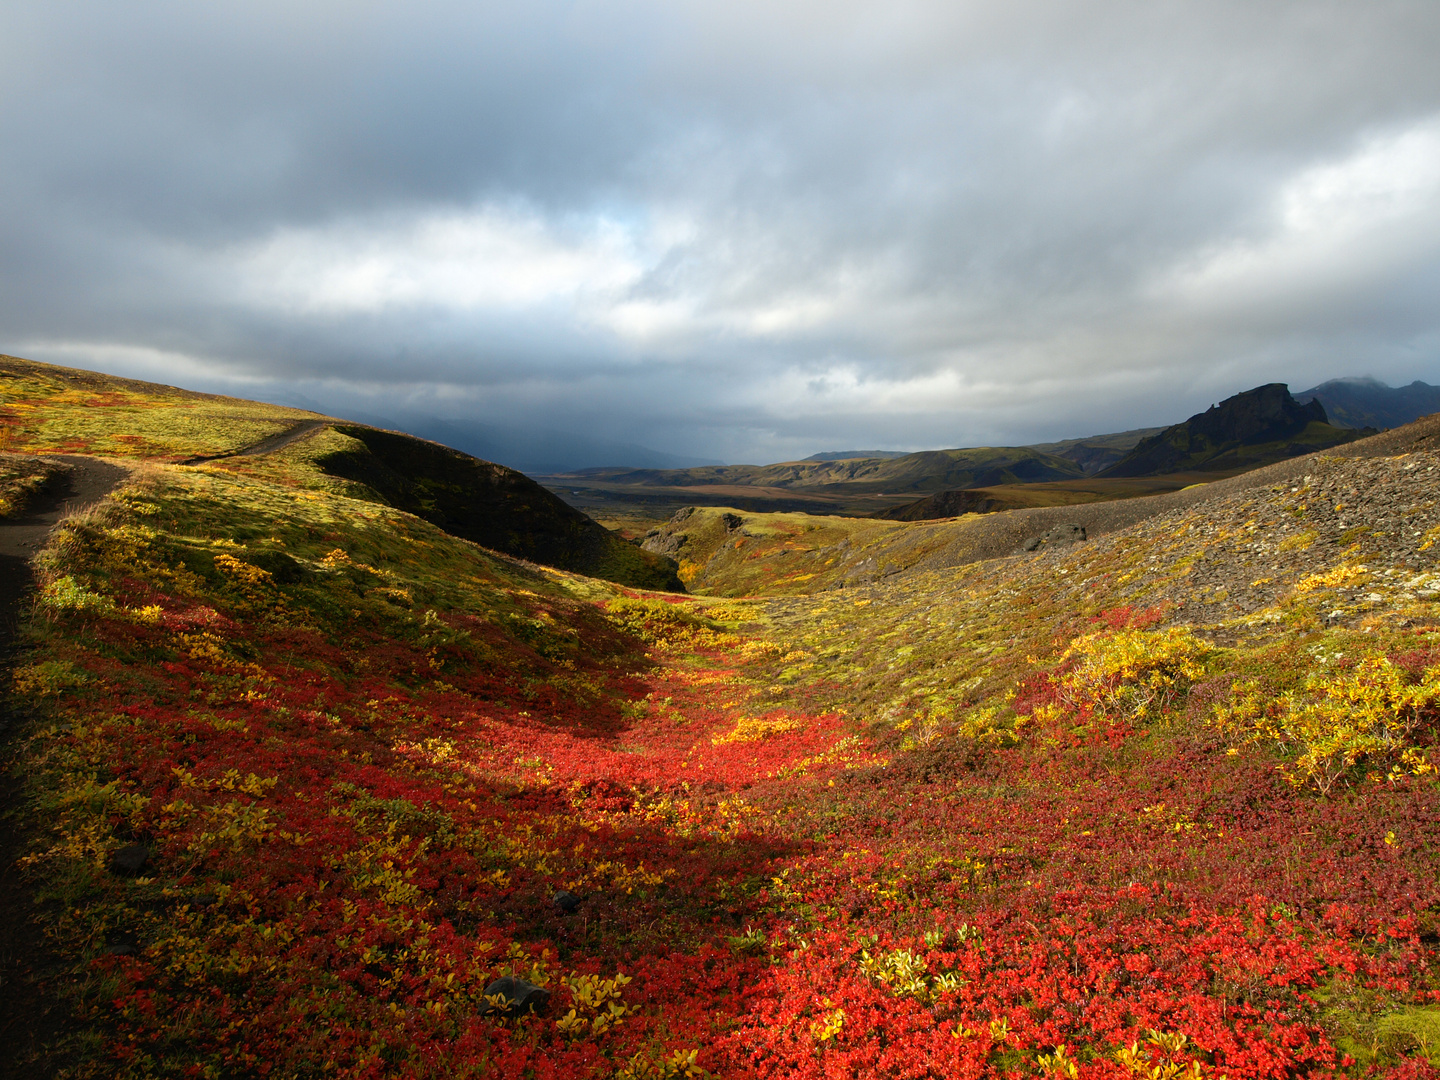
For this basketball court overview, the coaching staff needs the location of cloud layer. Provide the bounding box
[5,0,1440,462]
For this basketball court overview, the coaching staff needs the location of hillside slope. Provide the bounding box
[556,445,1085,494]
[1100,382,1365,477]
[0,355,680,591]
[640,411,1440,595]
[5,358,1440,1078]
[1025,425,1165,473]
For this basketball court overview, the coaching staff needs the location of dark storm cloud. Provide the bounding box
[4,0,1440,461]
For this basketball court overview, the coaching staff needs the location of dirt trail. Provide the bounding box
[179,418,328,465]
[0,457,131,637]
[0,424,328,1074]
[0,456,128,1078]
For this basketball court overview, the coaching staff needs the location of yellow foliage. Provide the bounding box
[1294,563,1369,594]
[809,1006,846,1042]
[1037,1045,1079,1078]
[617,1048,712,1080]
[39,574,115,615]
[711,713,802,745]
[1215,656,1439,795]
[213,553,273,588]
[858,947,931,999]
[13,660,89,697]
[555,971,635,1039]
[1055,627,1209,722]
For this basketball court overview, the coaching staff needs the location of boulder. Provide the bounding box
[109,844,150,876]
[104,930,139,956]
[1022,524,1087,552]
[482,976,551,1017]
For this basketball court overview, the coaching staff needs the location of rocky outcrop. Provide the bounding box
[1099,384,1365,478]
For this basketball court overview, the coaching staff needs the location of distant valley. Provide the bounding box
[544,378,1438,526]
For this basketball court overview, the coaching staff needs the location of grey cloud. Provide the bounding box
[4,0,1440,464]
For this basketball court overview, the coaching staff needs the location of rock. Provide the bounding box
[1022,524,1087,552]
[552,890,580,913]
[482,976,551,1017]
[109,844,150,876]
[104,930,139,956]
[721,512,744,531]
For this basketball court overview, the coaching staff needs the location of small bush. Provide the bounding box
[38,574,115,616]
[1049,627,1209,723]
[1215,655,1439,795]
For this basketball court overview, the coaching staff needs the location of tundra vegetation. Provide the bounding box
[4,358,1440,1078]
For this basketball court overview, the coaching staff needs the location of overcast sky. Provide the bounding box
[4,1,1440,463]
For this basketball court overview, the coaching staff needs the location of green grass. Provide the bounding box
[0,354,317,460]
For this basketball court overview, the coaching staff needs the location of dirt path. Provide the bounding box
[0,423,325,1075]
[178,418,328,465]
[0,456,128,1078]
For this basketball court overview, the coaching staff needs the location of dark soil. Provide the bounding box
[0,456,128,1079]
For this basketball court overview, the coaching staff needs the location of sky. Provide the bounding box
[4,1,1440,465]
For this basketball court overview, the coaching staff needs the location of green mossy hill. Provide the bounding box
[0,353,319,460]
[563,444,1085,494]
[1099,383,1367,478]
[316,425,684,592]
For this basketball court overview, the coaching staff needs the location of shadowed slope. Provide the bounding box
[316,425,684,592]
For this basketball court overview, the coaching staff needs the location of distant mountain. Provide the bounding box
[1026,428,1166,475]
[345,412,724,475]
[802,450,910,462]
[1294,377,1440,430]
[1099,383,1366,478]
[559,446,1085,495]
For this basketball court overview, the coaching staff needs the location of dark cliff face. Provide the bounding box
[1099,384,1361,478]
[1184,383,1328,442]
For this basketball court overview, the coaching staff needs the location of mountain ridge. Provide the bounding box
[1295,376,1440,430]
[1097,382,1366,478]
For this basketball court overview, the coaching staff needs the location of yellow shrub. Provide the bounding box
[711,714,802,745]
[39,575,115,615]
[13,660,89,697]
[1055,627,1209,722]
[1294,563,1369,594]
[606,598,727,650]
[1215,656,1439,795]
[555,971,635,1039]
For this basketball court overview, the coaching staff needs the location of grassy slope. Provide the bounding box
[311,425,682,592]
[0,357,680,592]
[0,354,317,460]
[874,472,1230,522]
[6,366,1440,1077]
[1026,426,1167,473]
